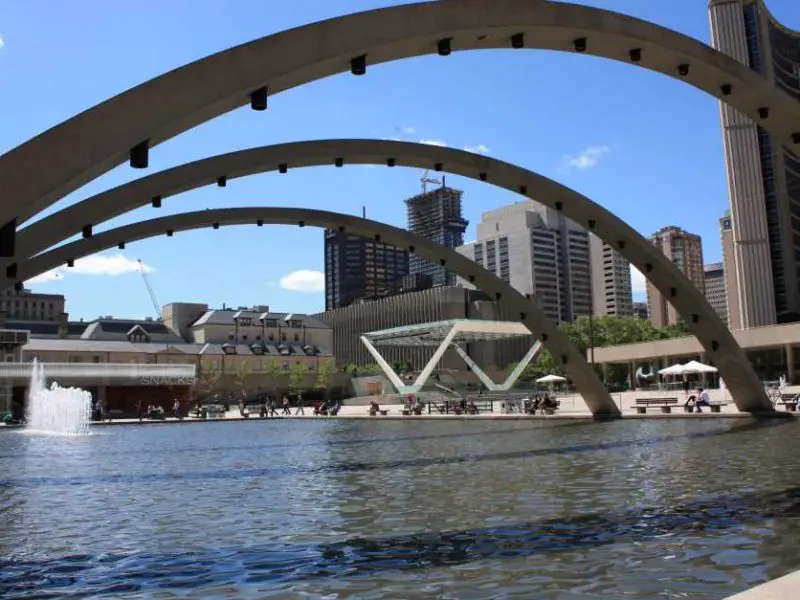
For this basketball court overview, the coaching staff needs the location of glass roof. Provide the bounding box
[364,319,532,347]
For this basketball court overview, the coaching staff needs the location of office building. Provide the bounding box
[704,262,729,325]
[646,226,705,328]
[456,201,592,324]
[323,228,409,310]
[709,0,800,326]
[720,214,742,329]
[632,302,649,320]
[589,234,633,317]
[406,184,468,287]
[315,286,532,372]
[0,288,65,323]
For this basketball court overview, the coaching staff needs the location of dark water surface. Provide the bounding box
[1,418,800,599]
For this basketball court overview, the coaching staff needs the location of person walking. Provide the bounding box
[294,392,305,416]
[172,398,182,420]
[282,395,291,415]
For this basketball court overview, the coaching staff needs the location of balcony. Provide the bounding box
[0,362,196,386]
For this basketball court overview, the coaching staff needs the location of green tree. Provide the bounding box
[194,361,221,399]
[315,361,333,399]
[265,359,283,394]
[233,361,251,399]
[289,361,307,392]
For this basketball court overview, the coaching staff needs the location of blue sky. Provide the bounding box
[1,0,797,320]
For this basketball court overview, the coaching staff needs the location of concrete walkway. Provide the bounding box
[726,570,800,599]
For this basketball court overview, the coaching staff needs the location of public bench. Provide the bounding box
[205,404,226,419]
[635,397,679,414]
[106,409,127,421]
[777,393,798,412]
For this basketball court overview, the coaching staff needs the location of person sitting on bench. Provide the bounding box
[693,388,711,412]
[369,400,380,416]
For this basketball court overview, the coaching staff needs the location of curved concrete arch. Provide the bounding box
[2,0,800,231]
[7,140,773,413]
[15,207,620,417]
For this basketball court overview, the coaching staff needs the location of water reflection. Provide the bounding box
[1,418,799,598]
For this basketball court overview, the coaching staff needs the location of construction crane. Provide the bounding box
[137,259,161,320]
[421,169,442,194]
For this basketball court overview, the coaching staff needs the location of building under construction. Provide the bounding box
[405,181,468,287]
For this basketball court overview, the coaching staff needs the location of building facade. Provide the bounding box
[632,302,649,320]
[315,286,533,373]
[589,234,633,317]
[406,184,468,287]
[704,262,729,325]
[720,214,743,329]
[646,226,705,328]
[456,201,592,324]
[709,0,800,327]
[0,288,65,323]
[323,229,409,310]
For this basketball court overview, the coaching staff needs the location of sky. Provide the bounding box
[0,0,798,321]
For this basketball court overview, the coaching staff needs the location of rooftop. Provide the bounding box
[364,319,532,347]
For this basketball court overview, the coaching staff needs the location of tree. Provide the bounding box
[289,361,307,392]
[265,359,283,394]
[233,361,251,400]
[315,361,333,399]
[193,361,221,400]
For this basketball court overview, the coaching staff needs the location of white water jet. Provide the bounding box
[26,359,92,436]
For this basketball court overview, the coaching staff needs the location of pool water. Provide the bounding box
[1,418,799,598]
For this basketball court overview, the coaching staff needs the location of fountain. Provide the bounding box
[26,359,92,436]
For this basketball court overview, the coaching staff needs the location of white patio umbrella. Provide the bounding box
[658,363,686,376]
[681,360,718,374]
[536,374,567,384]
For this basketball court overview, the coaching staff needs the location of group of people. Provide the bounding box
[238,394,341,418]
[524,394,559,415]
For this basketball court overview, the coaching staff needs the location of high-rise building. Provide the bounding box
[720,214,742,329]
[406,184,468,287]
[704,262,729,325]
[632,302,649,321]
[709,0,800,327]
[324,229,409,310]
[589,234,633,317]
[646,226,705,328]
[456,200,591,324]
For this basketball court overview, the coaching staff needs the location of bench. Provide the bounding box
[635,397,679,414]
[369,409,388,416]
[106,409,127,421]
[205,404,226,419]
[777,393,798,412]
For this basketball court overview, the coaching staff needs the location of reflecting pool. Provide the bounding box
[1,418,800,598]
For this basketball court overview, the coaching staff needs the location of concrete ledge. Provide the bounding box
[727,570,800,599]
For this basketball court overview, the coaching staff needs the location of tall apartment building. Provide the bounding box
[406,184,468,287]
[323,229,409,310]
[720,214,742,329]
[646,226,705,328]
[704,262,729,325]
[709,0,800,326]
[456,200,592,324]
[588,234,633,317]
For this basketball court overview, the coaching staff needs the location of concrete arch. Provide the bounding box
[7,139,773,413]
[1,0,799,233]
[15,207,620,417]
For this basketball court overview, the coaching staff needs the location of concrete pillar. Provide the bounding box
[601,363,608,385]
[786,344,795,384]
[629,361,636,391]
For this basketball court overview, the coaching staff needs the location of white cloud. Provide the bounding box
[561,145,610,172]
[279,269,324,293]
[419,138,447,147]
[630,265,647,297]
[25,254,152,285]
[0,35,4,50]
[400,126,415,134]
[464,143,490,155]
